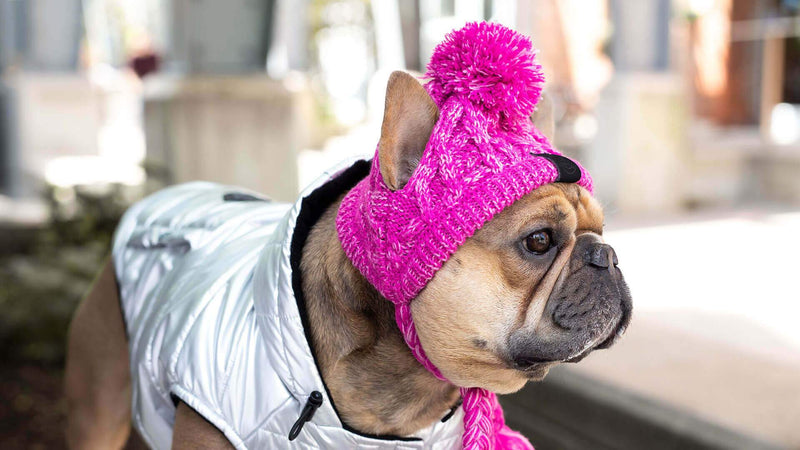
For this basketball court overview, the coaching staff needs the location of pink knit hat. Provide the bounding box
[336,22,593,449]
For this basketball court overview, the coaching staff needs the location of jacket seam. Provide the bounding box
[239,396,293,443]
[171,384,247,450]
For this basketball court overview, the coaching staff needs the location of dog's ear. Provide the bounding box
[378,71,439,190]
[531,91,555,143]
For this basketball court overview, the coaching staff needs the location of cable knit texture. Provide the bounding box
[337,22,593,449]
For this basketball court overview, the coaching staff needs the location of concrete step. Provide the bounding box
[501,367,784,450]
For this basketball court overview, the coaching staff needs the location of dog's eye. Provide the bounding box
[523,230,553,254]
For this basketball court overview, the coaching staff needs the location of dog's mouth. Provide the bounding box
[509,354,563,380]
[509,308,631,372]
[505,257,633,375]
[562,339,604,364]
[566,312,630,363]
[512,341,598,370]
[518,360,557,379]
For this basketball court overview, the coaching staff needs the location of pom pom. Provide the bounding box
[424,22,544,121]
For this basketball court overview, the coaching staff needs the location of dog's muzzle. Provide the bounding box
[509,234,633,370]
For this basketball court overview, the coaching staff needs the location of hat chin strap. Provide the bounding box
[394,304,534,450]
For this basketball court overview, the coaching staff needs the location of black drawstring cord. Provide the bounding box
[441,398,463,422]
[288,391,324,441]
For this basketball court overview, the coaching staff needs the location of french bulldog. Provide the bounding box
[64,70,631,449]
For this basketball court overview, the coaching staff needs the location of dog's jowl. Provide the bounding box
[66,22,632,450]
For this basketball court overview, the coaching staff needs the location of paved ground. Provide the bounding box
[568,207,800,448]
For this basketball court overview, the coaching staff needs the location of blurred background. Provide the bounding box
[1,0,799,448]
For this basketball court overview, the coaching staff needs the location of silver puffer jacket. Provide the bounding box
[111,159,463,449]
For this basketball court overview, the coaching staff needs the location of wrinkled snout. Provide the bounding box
[510,234,633,370]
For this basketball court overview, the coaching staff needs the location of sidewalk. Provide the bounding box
[567,208,800,448]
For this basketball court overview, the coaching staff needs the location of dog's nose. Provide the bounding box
[585,243,618,269]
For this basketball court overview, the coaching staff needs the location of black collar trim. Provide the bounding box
[288,159,423,442]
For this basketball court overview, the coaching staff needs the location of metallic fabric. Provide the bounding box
[112,158,463,449]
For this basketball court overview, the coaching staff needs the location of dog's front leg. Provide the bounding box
[171,401,234,449]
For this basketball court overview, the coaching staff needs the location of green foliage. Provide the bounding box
[0,185,135,365]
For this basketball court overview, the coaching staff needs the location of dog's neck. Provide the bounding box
[300,194,459,437]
